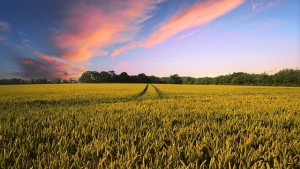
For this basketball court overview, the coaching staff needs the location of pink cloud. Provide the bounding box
[36,52,86,78]
[143,0,244,48]
[16,1,163,78]
[17,52,85,79]
[111,42,140,57]
[17,58,48,78]
[112,0,244,57]
[56,0,162,62]
[21,59,35,65]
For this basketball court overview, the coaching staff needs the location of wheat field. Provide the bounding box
[1,84,300,168]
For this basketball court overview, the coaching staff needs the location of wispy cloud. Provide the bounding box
[0,20,10,41]
[56,0,163,62]
[176,29,200,42]
[37,52,86,77]
[111,42,140,57]
[15,52,85,79]
[11,0,164,78]
[112,0,244,57]
[251,0,281,11]
[22,39,32,48]
[0,20,10,31]
[143,0,244,47]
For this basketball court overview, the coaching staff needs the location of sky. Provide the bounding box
[0,0,299,79]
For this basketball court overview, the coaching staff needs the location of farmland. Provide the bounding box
[1,84,300,168]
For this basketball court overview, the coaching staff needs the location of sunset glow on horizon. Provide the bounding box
[0,0,299,79]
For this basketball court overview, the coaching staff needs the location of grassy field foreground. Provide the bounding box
[0,84,300,168]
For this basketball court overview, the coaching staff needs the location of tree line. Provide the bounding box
[182,69,300,86]
[0,69,300,86]
[78,71,183,84]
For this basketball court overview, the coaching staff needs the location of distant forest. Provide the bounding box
[1,69,300,86]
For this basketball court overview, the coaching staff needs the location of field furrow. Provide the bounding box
[151,84,166,98]
[138,84,159,100]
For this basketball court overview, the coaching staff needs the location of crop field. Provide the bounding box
[1,84,300,168]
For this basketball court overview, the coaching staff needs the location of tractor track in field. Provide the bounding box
[130,84,165,100]
[151,84,165,98]
[130,84,149,100]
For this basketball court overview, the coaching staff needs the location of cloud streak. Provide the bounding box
[112,0,244,56]
[111,42,140,57]
[176,29,200,42]
[10,1,163,78]
[143,0,244,47]
[15,52,85,79]
[0,20,10,31]
[251,0,281,11]
[56,0,163,62]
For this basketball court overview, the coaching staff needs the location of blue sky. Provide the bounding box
[0,0,299,79]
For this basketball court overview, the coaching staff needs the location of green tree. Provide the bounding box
[137,73,148,83]
[274,69,300,86]
[78,71,96,83]
[230,72,253,85]
[169,74,182,84]
[182,77,195,84]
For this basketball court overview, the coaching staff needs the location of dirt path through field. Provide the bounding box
[136,84,159,100]
[130,84,148,99]
[151,84,165,98]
